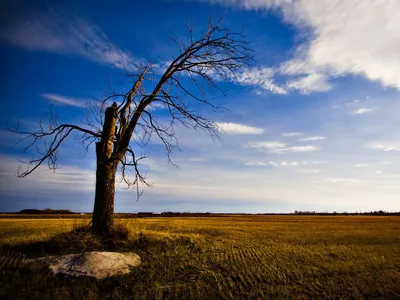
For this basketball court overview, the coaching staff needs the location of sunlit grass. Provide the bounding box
[0,216,399,299]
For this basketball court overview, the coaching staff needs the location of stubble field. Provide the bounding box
[0,215,399,299]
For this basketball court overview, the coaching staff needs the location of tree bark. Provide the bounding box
[92,104,118,236]
[92,159,117,236]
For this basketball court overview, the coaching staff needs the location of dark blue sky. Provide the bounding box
[1,0,399,213]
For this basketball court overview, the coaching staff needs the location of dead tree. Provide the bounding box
[8,17,253,236]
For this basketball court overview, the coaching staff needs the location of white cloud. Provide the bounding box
[200,0,400,92]
[250,141,287,150]
[197,0,293,11]
[147,102,167,111]
[1,7,288,96]
[285,73,333,94]
[234,67,287,95]
[215,122,264,135]
[0,155,96,195]
[354,161,400,169]
[282,1,400,91]
[350,108,376,115]
[271,145,319,153]
[41,93,86,108]
[282,132,304,137]
[250,141,319,153]
[246,161,300,167]
[0,8,139,70]
[246,160,322,167]
[299,136,326,142]
[366,144,398,152]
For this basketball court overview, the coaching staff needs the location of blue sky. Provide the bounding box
[1,0,400,213]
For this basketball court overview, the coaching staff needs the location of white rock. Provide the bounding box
[26,252,141,279]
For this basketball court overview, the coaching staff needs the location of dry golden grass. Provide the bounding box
[0,216,399,299]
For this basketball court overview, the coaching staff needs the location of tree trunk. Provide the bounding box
[92,159,117,236]
[92,104,118,236]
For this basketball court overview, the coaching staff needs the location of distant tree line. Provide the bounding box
[294,210,400,216]
[11,209,399,216]
[18,209,74,214]
[160,212,213,217]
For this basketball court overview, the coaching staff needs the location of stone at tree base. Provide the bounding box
[26,252,141,279]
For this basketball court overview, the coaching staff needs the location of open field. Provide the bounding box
[0,216,399,299]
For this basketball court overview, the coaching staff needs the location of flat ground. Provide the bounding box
[0,216,399,299]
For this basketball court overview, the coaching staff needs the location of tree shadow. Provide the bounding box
[0,225,207,300]
[0,224,143,258]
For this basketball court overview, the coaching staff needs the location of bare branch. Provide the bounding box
[9,16,253,199]
[6,109,101,177]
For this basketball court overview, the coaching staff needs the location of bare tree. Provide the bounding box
[8,17,253,236]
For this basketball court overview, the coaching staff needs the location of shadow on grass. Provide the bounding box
[0,224,209,300]
[0,223,168,258]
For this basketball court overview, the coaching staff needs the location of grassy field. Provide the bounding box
[0,216,399,299]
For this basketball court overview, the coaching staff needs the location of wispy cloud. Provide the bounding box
[282,132,304,137]
[246,160,321,167]
[0,8,139,70]
[245,162,269,167]
[285,73,333,94]
[350,108,376,115]
[250,141,287,150]
[147,102,168,111]
[0,154,96,195]
[250,141,319,153]
[271,145,319,153]
[354,161,400,169]
[366,144,398,152]
[196,0,292,10]
[299,136,326,142]
[216,122,264,135]
[41,93,86,108]
[278,161,298,166]
[234,67,288,95]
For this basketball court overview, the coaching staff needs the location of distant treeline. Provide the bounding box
[294,210,400,216]
[160,212,214,217]
[17,209,74,214]
[6,209,399,217]
[138,211,400,217]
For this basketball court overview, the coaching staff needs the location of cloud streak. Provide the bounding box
[246,160,321,167]
[234,67,288,95]
[250,141,319,153]
[351,108,376,115]
[299,136,326,142]
[250,141,287,150]
[41,93,86,108]
[285,73,333,94]
[271,145,319,153]
[216,122,264,135]
[0,8,139,70]
[282,132,304,137]
[0,7,290,96]
[366,144,399,152]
